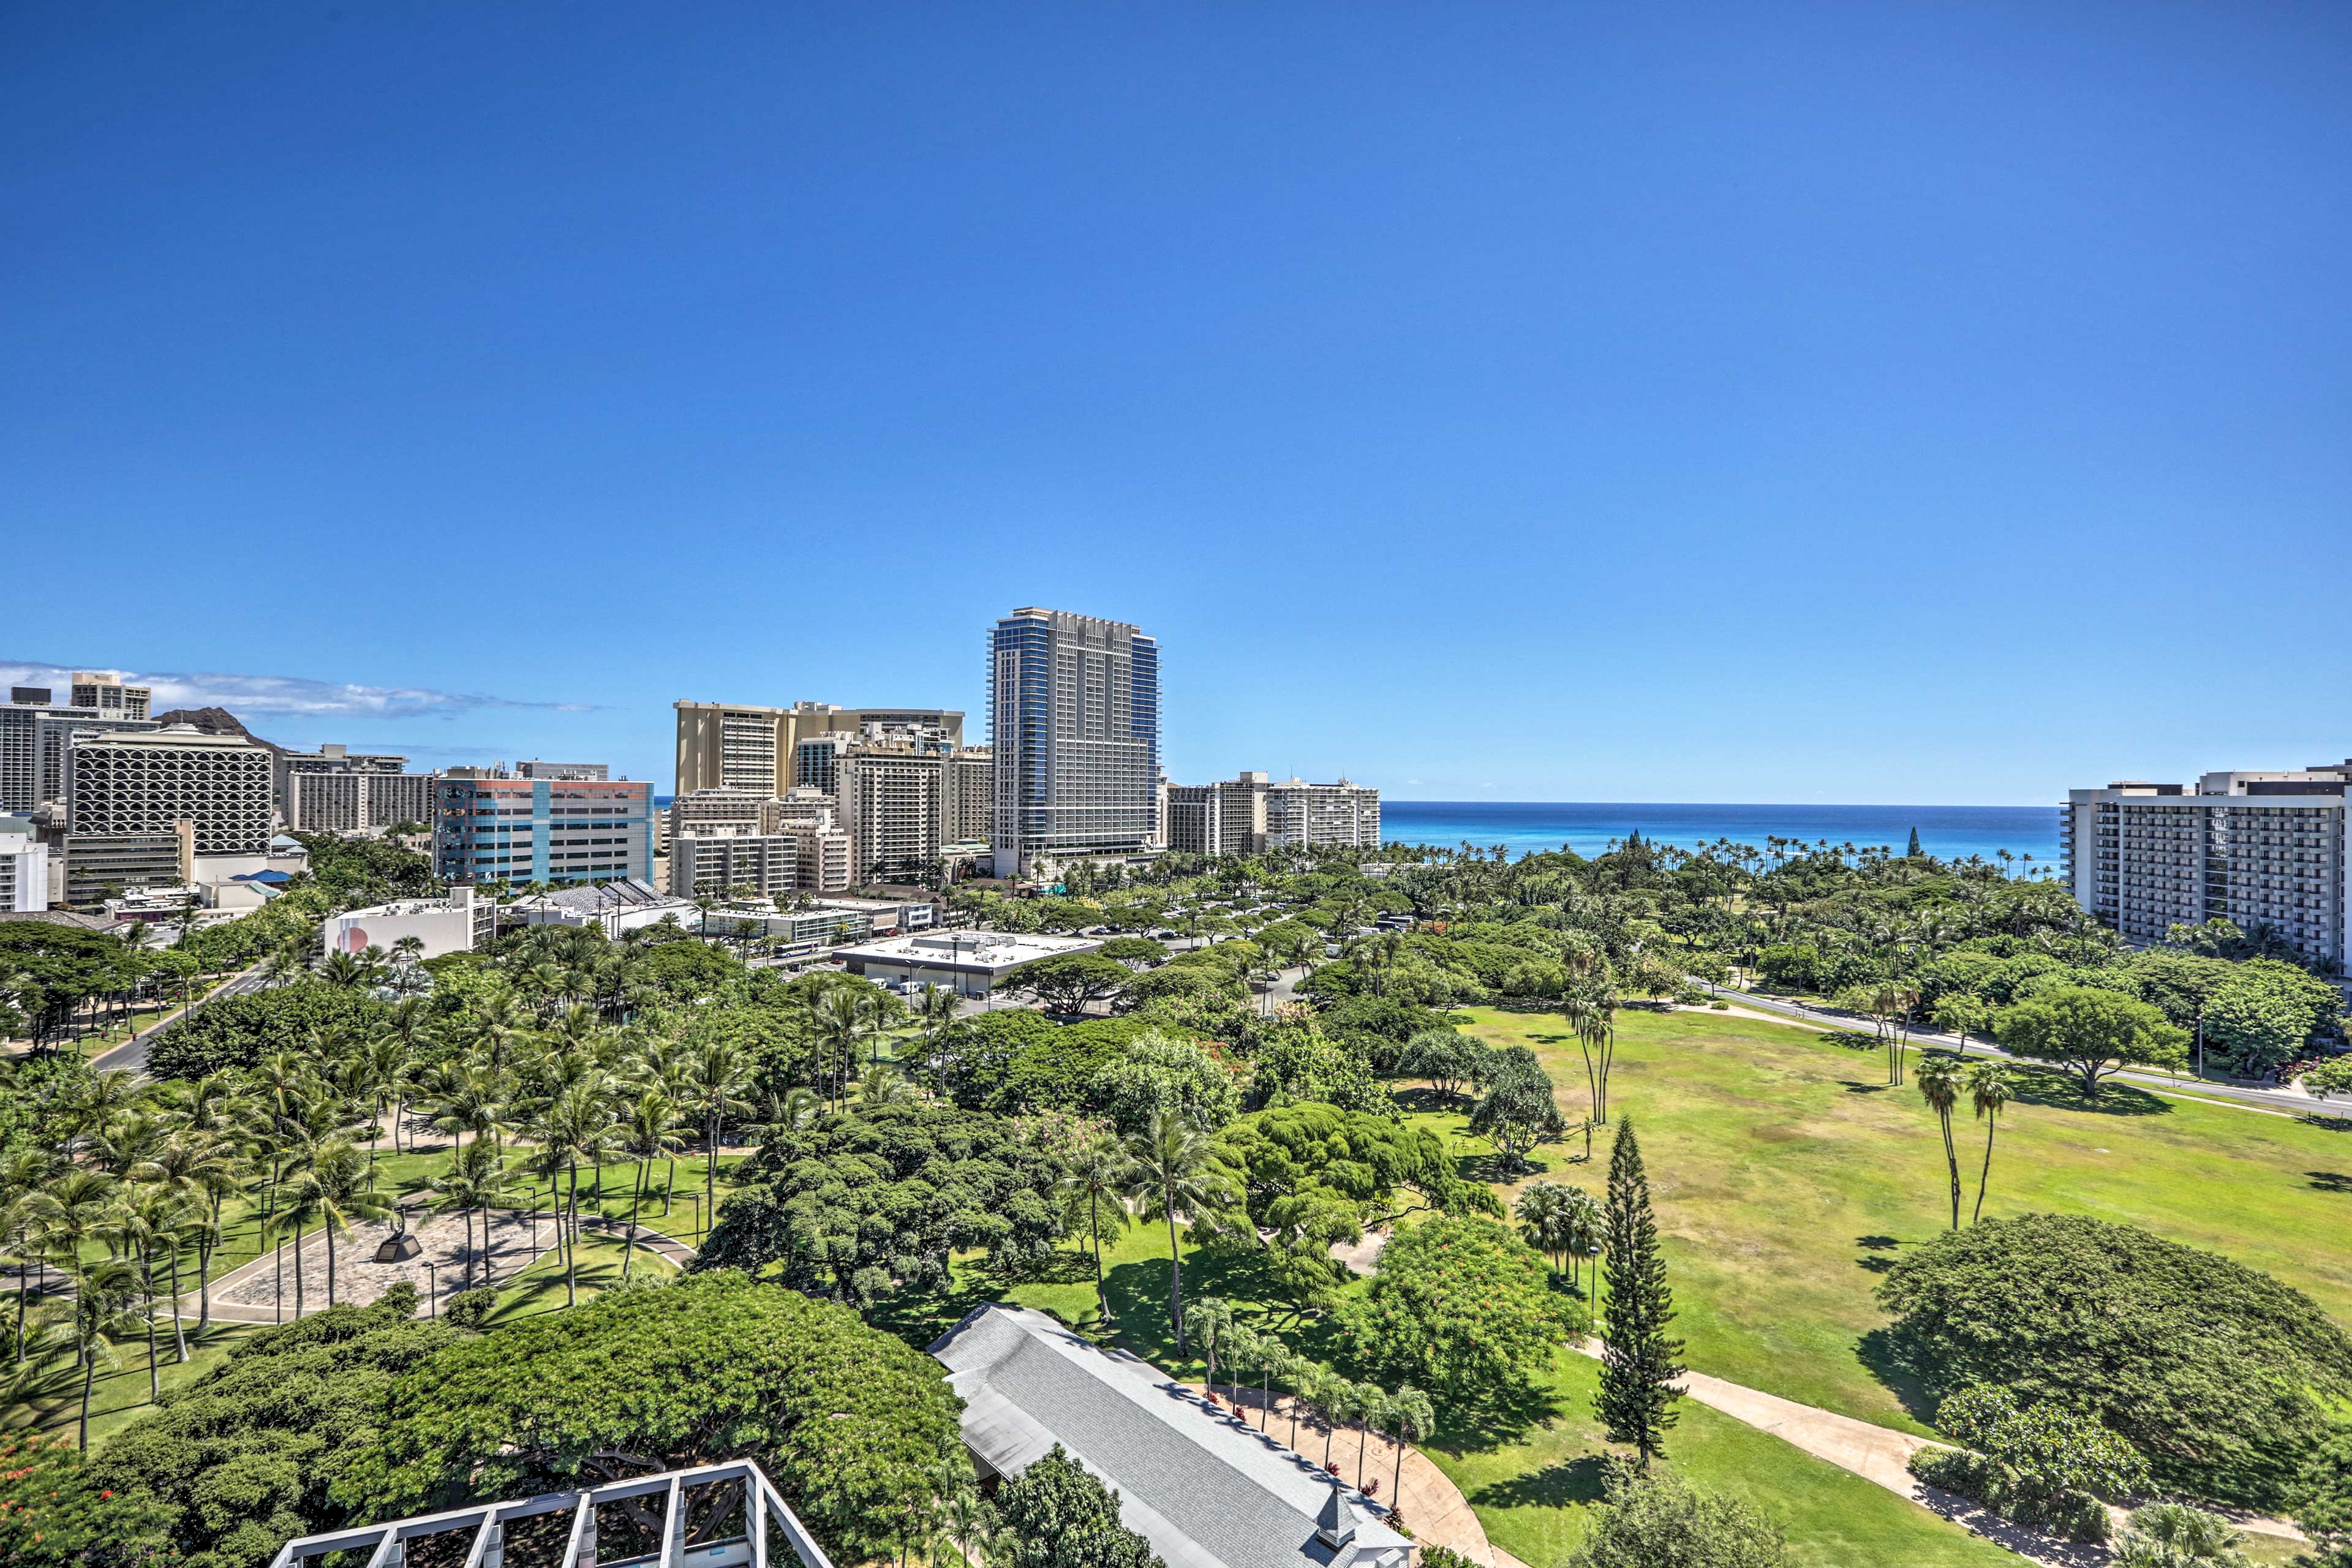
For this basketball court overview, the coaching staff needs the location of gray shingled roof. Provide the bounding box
[930,1305,1409,1568]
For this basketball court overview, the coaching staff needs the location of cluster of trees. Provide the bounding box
[76,1273,962,1568]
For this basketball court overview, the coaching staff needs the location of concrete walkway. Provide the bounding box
[1215,1388,1520,1567]
[1572,1340,2305,1564]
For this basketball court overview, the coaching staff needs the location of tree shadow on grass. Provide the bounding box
[2307,1170,2352,1193]
[2004,1072,2172,1118]
[1839,1080,1892,1095]
[1468,1453,1608,1510]
[1855,1234,1902,1273]
[1427,1378,1570,1455]
[1388,1085,1471,1115]
[1856,1326,1942,1425]
[2299,1115,2352,1134]
[1817,1030,1881,1052]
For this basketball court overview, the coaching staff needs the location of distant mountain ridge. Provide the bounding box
[152,706,286,760]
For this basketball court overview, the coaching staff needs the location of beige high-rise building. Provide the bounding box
[673,699,965,796]
[71,673,151,720]
[951,746,993,845]
[1165,772,1381,856]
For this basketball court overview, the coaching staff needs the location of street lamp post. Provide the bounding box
[423,1260,438,1317]
[1586,1245,1602,1316]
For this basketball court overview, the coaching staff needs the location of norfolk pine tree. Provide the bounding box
[1595,1117,1683,1467]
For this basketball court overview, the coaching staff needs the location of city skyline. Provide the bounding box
[8,7,2350,802]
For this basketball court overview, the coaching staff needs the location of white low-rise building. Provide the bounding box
[323,885,482,960]
[1,818,48,912]
[835,928,1102,997]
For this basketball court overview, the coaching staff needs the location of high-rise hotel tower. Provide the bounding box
[989,608,1160,873]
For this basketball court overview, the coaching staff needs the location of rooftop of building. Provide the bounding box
[930,1304,1407,1568]
[835,929,1101,967]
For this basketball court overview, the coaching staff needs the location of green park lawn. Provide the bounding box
[879,1001,2352,1563]
[1445,1003,2352,1434]
[870,1192,2016,1566]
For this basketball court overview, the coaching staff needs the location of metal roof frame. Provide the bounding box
[266,1459,834,1568]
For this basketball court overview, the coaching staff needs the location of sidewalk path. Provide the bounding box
[1572,1340,2305,1564]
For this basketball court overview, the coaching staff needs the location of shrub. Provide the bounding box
[441,1286,498,1330]
[1910,1385,2143,1541]
[993,1445,1161,1568]
[1563,1463,1785,1567]
[1336,1216,1585,1405]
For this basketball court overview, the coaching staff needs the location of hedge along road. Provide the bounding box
[1692,979,2329,1119]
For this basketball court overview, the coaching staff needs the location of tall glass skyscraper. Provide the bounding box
[988,607,1160,873]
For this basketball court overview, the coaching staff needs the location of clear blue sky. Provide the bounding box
[6,4,2346,802]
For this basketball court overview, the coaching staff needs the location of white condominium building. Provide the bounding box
[672,786,768,835]
[67,727,273,856]
[989,607,1160,873]
[0,819,48,912]
[2062,760,2350,970]
[836,742,974,881]
[0,694,159,812]
[1165,772,1381,855]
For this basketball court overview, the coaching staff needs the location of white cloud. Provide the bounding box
[1,660,595,721]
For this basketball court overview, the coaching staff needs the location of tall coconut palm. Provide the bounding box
[1119,1109,1233,1354]
[1060,1129,1132,1327]
[678,1041,752,1234]
[525,1080,626,1306]
[1915,1052,1966,1230]
[619,1088,687,1281]
[64,1256,141,1450]
[1964,1060,2015,1223]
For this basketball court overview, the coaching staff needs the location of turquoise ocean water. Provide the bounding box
[1381,801,2059,866]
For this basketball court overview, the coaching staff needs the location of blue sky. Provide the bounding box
[5,4,2346,802]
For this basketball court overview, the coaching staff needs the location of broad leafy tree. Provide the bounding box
[694,1099,1063,1306]
[1337,1215,1582,1406]
[1995,987,2188,1096]
[992,1446,1163,1568]
[334,1273,962,1566]
[1878,1214,2352,1505]
[1564,1466,1785,1568]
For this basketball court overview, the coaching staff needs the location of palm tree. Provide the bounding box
[64,1256,141,1450]
[1387,1385,1434,1504]
[1320,1373,1357,1472]
[273,1177,325,1319]
[1351,1382,1387,1490]
[916,984,961,1095]
[619,1089,686,1283]
[312,1140,396,1305]
[678,1041,752,1234]
[526,1080,626,1307]
[1513,1180,1576,1275]
[1059,1129,1131,1326]
[1120,1109,1232,1354]
[1189,1297,1236,1403]
[1964,1061,2014,1223]
[1915,1052,1965,1230]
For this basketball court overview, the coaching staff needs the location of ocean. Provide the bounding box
[1378,801,2060,867]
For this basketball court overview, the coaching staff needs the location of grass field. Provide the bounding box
[1446,1003,2352,1433]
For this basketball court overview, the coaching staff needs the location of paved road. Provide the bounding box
[91,962,273,1072]
[1697,982,2326,1118]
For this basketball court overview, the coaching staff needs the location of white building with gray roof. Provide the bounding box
[930,1303,1410,1568]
